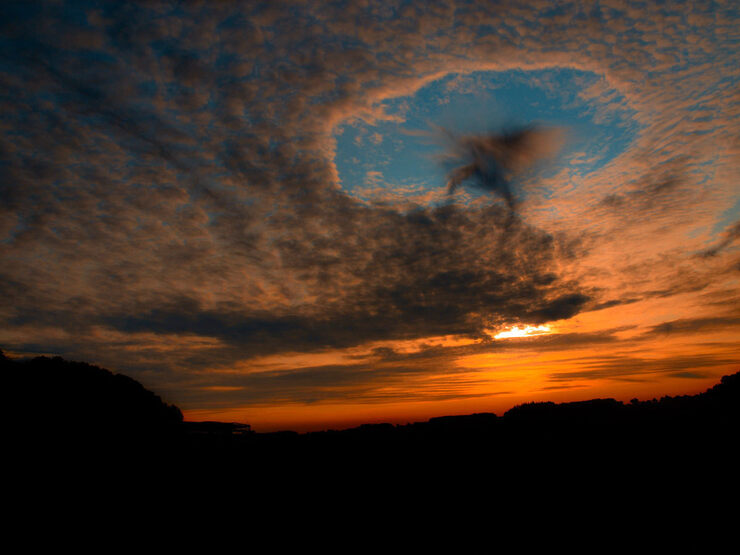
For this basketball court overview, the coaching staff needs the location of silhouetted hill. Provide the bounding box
[3,349,738,464]
[2,349,182,447]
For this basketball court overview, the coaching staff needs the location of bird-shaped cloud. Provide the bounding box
[443,126,565,209]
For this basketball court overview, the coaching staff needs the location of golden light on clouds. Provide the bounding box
[1,0,738,433]
[493,325,552,340]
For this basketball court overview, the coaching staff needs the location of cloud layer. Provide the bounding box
[1,0,738,430]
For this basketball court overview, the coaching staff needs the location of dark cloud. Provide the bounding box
[597,157,689,217]
[547,353,740,383]
[668,371,710,380]
[588,298,642,311]
[699,220,740,258]
[94,204,589,357]
[643,315,740,337]
[443,126,564,209]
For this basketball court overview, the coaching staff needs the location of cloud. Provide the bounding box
[93,204,590,357]
[546,353,740,383]
[0,0,738,421]
[699,220,740,258]
[597,157,688,214]
[442,125,565,208]
[643,314,740,337]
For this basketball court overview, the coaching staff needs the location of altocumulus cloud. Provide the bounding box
[0,0,738,413]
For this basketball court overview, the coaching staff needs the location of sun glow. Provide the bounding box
[493,324,551,339]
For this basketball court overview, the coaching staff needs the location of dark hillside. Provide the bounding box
[3,349,738,463]
[2,350,182,445]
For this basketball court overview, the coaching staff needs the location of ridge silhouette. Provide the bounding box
[2,349,182,453]
[3,349,738,462]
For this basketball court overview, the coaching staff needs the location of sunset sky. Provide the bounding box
[1,0,738,431]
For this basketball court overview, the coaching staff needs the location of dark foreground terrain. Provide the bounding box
[4,349,739,472]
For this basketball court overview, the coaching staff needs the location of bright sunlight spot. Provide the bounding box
[493,325,551,339]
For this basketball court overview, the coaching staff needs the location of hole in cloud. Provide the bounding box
[333,68,639,207]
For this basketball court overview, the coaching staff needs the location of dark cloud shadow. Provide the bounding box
[439,125,565,209]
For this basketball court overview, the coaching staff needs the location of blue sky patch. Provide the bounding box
[334,68,639,205]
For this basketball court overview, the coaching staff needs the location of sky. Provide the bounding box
[1,0,739,432]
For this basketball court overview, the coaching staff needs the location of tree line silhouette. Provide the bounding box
[3,349,738,460]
